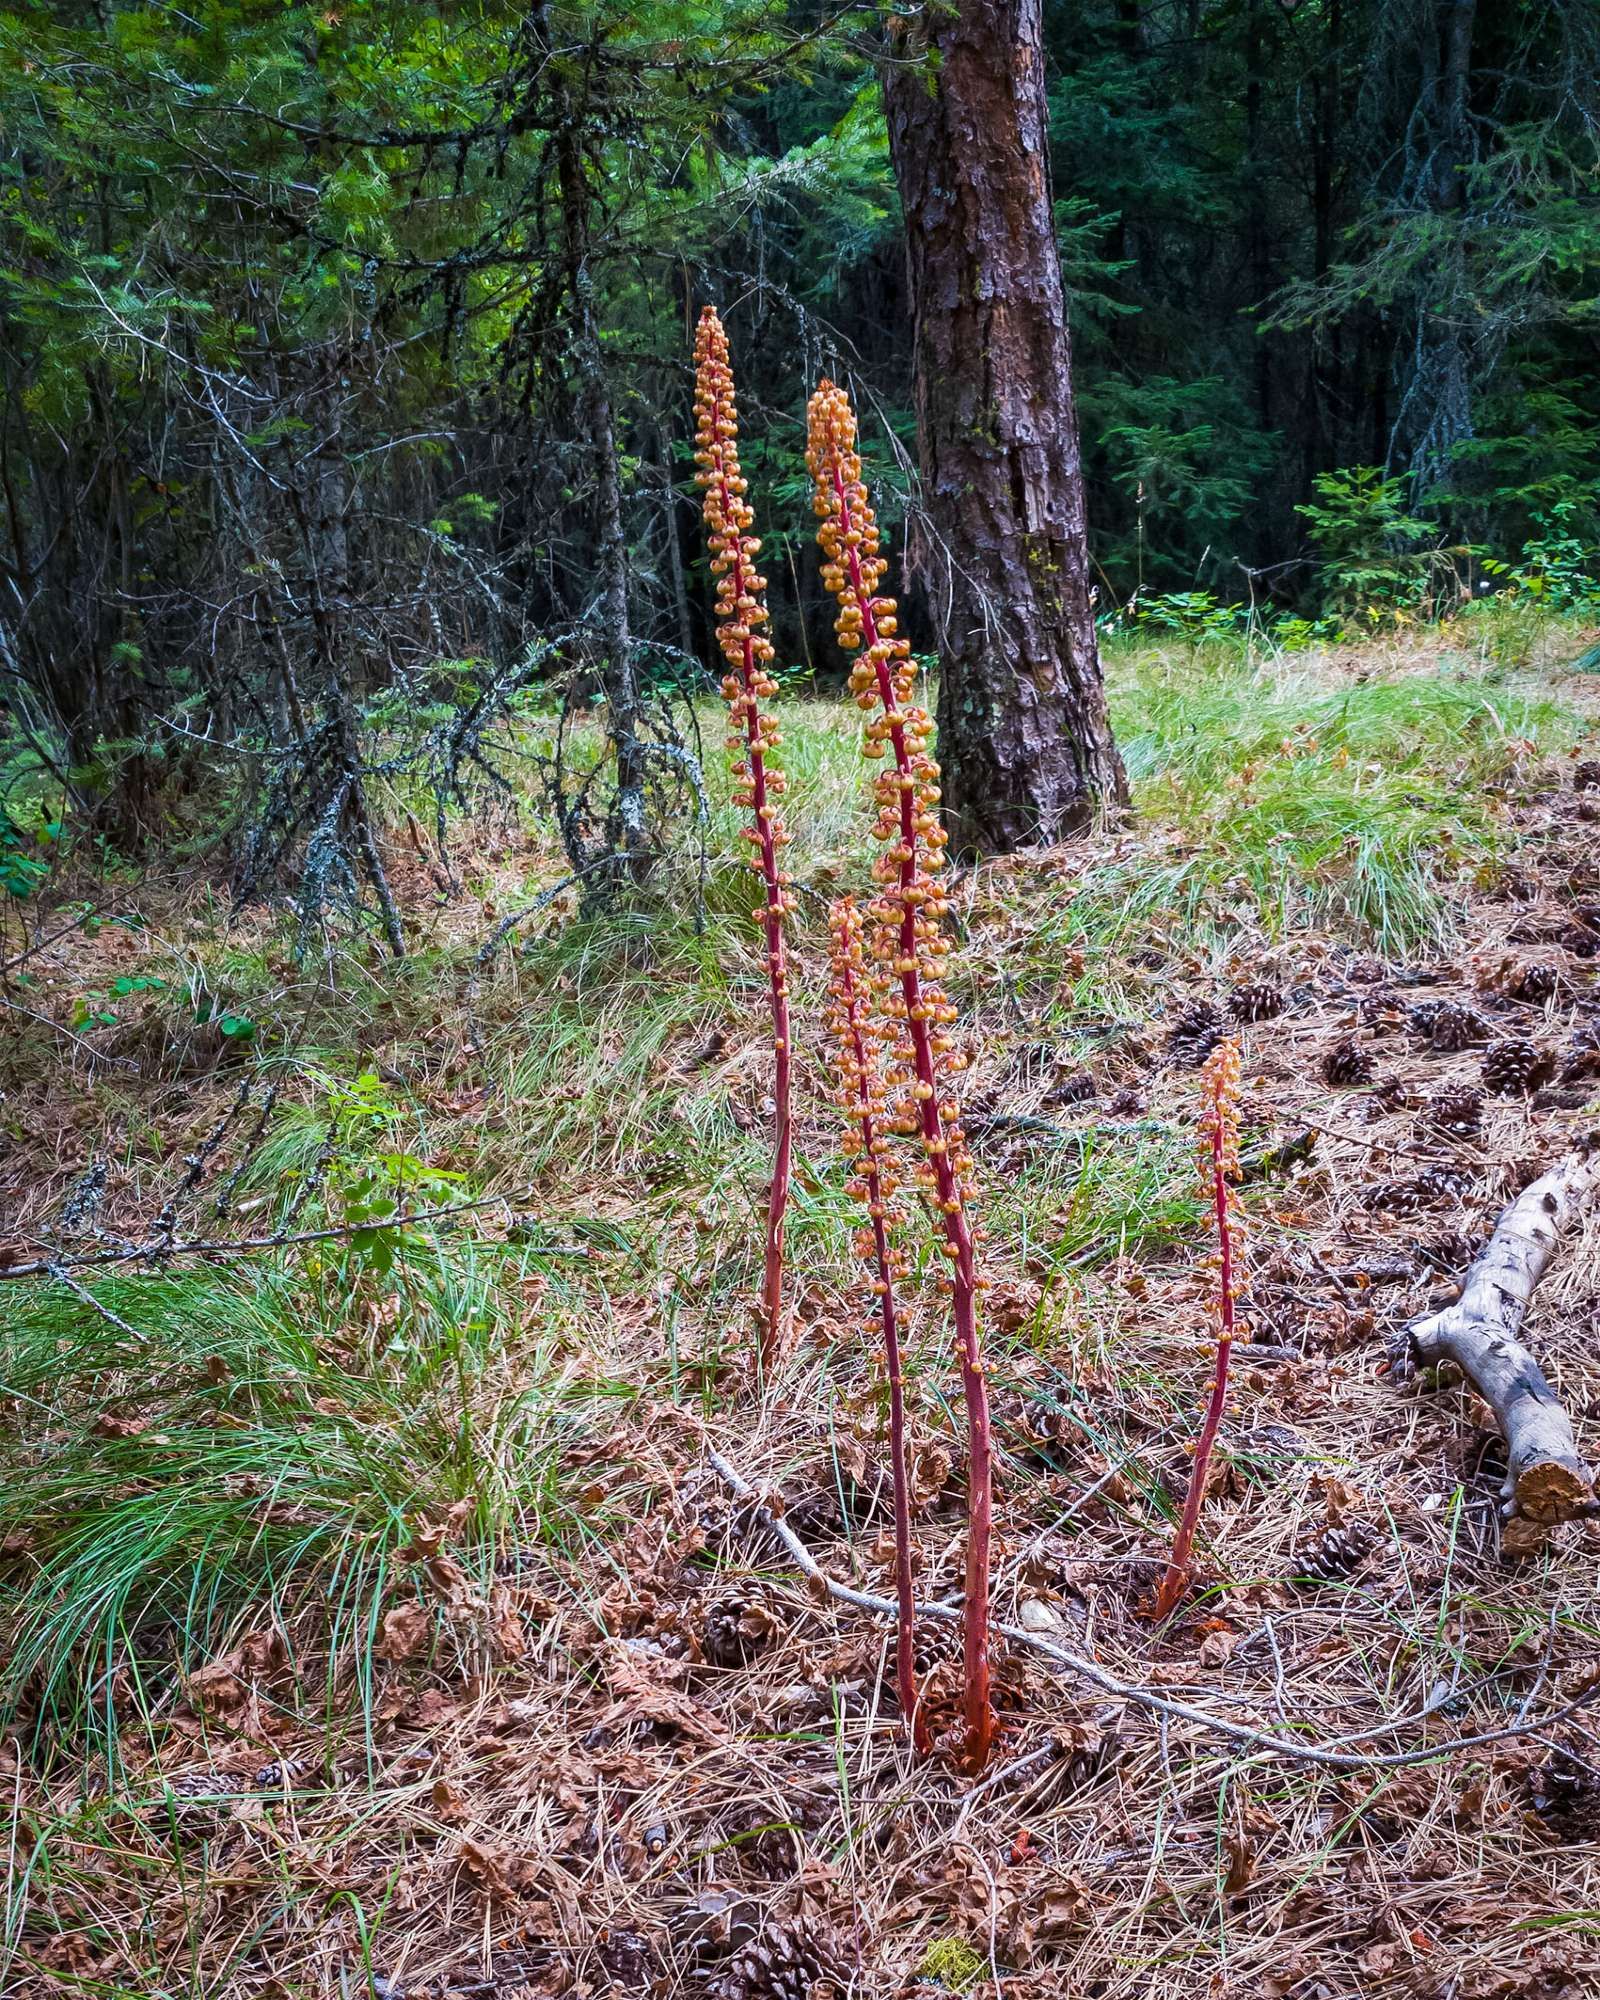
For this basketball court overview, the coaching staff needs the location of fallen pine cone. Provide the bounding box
[1042,1068,1098,1108]
[1417,1229,1481,1273]
[1476,953,1564,1004]
[1322,1037,1374,1087]
[701,1591,783,1668]
[597,1928,656,1989]
[1506,961,1563,1004]
[1413,1000,1487,1052]
[1167,1000,1224,1067]
[1363,1167,1469,1214]
[706,1915,848,2000]
[1482,1037,1556,1097]
[1422,1086,1484,1138]
[1289,1518,1379,1587]
[1560,1026,1600,1082]
[1227,979,1285,1024]
[1363,1179,1429,1216]
[1368,1073,1422,1114]
[1526,1751,1600,1842]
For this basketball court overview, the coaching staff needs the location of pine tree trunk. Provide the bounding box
[882,0,1126,856]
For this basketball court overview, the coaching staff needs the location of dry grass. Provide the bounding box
[2,626,1600,1998]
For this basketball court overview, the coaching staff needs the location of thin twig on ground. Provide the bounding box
[706,1448,1600,1774]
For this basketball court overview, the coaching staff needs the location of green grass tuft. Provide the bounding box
[0,1245,608,1766]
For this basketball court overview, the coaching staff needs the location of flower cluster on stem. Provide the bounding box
[693,306,795,1372]
[824,895,926,1749]
[1154,1036,1243,1620]
[807,378,994,1770]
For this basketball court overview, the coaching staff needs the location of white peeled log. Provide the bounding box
[1406,1144,1599,1526]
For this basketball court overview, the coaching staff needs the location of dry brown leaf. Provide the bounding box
[1222,1830,1255,1895]
[997,1871,1092,1966]
[602,1646,728,1745]
[422,1552,487,1612]
[1016,1597,1070,1636]
[94,1410,149,1439]
[1196,1625,1240,1667]
[235,1628,287,1676]
[909,1438,953,1510]
[456,1837,537,1901]
[375,1602,432,1662]
[185,1661,251,1720]
[490,1586,528,1661]
[432,1777,469,1823]
[399,1497,476,1562]
[184,1627,285,1722]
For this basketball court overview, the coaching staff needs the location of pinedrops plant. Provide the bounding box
[825,894,924,1750]
[1154,1035,1243,1619]
[693,306,796,1371]
[807,379,995,1771]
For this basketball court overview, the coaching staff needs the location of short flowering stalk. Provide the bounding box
[807,380,994,1771]
[825,896,926,1751]
[1154,1037,1243,1620]
[693,306,794,1372]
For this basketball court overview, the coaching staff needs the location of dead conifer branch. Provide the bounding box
[1402,1141,1599,1533]
[704,1449,1600,1774]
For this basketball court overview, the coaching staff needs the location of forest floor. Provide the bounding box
[3,616,1600,2000]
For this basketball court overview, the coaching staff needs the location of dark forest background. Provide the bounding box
[2,0,1597,884]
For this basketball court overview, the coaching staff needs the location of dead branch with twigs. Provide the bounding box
[704,1448,1600,1775]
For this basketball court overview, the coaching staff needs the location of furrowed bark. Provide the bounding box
[1405,1145,1598,1529]
[881,0,1126,855]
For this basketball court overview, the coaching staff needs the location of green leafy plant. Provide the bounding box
[317,1071,466,1277]
[0,814,51,900]
[67,973,166,1030]
[1131,590,1250,648]
[1481,504,1600,610]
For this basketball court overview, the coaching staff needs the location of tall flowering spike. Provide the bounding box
[693,306,794,1373]
[807,380,994,1771]
[825,896,926,1752]
[1154,1036,1244,1620]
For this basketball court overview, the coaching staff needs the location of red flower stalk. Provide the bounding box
[693,306,795,1373]
[806,380,994,1771]
[824,895,926,1751]
[1154,1036,1243,1620]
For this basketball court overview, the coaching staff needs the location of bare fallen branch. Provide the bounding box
[706,1448,1600,1774]
[1404,1143,1599,1526]
[0,1188,583,1281]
